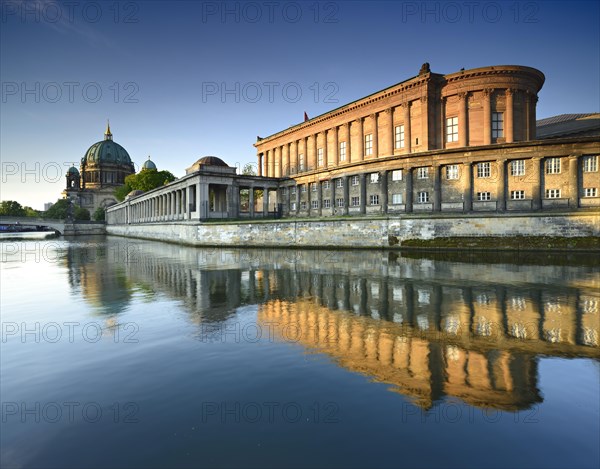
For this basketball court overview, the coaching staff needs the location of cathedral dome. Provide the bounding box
[81,122,133,167]
[195,156,228,167]
[142,156,157,170]
[67,165,79,175]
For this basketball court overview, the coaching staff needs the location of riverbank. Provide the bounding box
[106,211,600,251]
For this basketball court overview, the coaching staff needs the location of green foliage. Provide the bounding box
[0,200,26,216]
[114,169,176,201]
[93,207,106,221]
[242,163,257,175]
[24,206,39,217]
[43,199,69,219]
[75,207,90,221]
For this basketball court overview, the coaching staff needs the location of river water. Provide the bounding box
[1,236,599,469]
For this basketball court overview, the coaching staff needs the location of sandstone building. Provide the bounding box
[107,64,599,225]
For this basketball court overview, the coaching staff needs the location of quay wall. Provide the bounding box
[106,212,600,249]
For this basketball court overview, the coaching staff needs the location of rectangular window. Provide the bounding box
[477,192,491,201]
[446,117,458,143]
[511,160,525,176]
[299,153,305,171]
[301,184,307,193]
[351,196,360,207]
[395,125,405,149]
[418,192,429,203]
[365,134,373,156]
[511,190,525,200]
[417,167,429,179]
[317,148,323,167]
[323,199,331,208]
[300,201,307,209]
[291,187,297,196]
[339,142,346,162]
[584,188,597,197]
[446,165,459,180]
[351,176,359,186]
[336,178,343,188]
[392,169,402,181]
[311,182,317,192]
[477,162,491,178]
[392,193,403,204]
[311,200,319,209]
[323,180,330,190]
[370,195,379,205]
[336,198,344,207]
[583,155,598,172]
[370,172,380,183]
[492,112,504,139]
[291,202,297,211]
[281,187,288,196]
[546,158,561,174]
[545,189,561,198]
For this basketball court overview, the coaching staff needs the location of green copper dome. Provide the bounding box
[67,165,79,175]
[81,123,132,166]
[142,156,157,170]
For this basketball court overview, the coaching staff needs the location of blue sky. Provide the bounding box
[1,0,599,209]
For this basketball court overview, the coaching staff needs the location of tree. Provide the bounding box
[114,169,176,201]
[0,200,26,217]
[43,199,69,219]
[75,207,90,221]
[242,163,257,175]
[24,206,39,217]
[93,207,106,221]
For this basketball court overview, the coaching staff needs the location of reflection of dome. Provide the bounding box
[142,156,157,170]
[126,190,145,199]
[195,156,228,167]
[67,165,79,175]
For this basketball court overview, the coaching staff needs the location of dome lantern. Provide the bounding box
[104,120,113,141]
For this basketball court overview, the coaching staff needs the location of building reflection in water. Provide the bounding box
[65,239,600,410]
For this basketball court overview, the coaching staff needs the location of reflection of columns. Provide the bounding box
[372,113,379,158]
[497,159,506,211]
[463,162,472,212]
[531,157,542,210]
[483,89,492,145]
[258,153,263,176]
[433,165,441,211]
[355,118,364,162]
[458,92,467,147]
[506,89,514,143]
[403,103,412,154]
[405,168,413,212]
[332,126,339,167]
[568,156,579,208]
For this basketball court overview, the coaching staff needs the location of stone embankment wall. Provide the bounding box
[106,212,600,249]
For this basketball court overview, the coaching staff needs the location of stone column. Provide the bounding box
[310,134,317,170]
[291,141,298,174]
[295,184,300,215]
[269,149,275,177]
[405,168,413,212]
[458,92,468,147]
[199,183,209,220]
[282,144,289,176]
[258,153,263,176]
[274,147,280,177]
[433,165,441,211]
[506,89,514,143]
[497,159,506,211]
[483,89,492,145]
[355,118,364,162]
[404,102,412,153]
[332,126,339,167]
[385,108,394,156]
[381,170,388,214]
[322,131,328,168]
[372,113,379,158]
[345,123,352,163]
[531,157,542,210]
[343,176,349,215]
[421,96,430,150]
[249,186,255,217]
[359,173,367,214]
[263,187,269,216]
[317,181,323,216]
[463,162,472,212]
[568,156,579,209]
[264,150,270,177]
[330,177,336,216]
